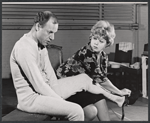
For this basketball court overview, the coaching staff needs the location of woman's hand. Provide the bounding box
[121,88,131,96]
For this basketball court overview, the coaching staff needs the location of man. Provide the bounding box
[10,11,84,121]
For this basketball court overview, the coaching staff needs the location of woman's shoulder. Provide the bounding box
[77,45,93,56]
[101,50,107,57]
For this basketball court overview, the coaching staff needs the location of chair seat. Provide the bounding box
[2,109,51,121]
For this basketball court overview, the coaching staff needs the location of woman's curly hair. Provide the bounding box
[90,20,116,47]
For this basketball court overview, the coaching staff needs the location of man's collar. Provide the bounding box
[38,43,45,50]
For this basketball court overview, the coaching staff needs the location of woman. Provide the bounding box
[56,20,131,121]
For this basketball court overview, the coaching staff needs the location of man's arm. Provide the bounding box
[43,49,59,87]
[16,47,62,99]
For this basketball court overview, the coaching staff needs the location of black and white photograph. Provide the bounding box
[1,1,148,121]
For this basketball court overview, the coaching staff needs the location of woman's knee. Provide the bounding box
[83,104,98,121]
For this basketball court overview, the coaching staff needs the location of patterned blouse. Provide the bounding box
[56,42,109,84]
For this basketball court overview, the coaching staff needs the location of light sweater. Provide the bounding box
[10,34,61,110]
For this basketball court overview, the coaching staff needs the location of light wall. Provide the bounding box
[138,5,148,57]
[2,5,148,78]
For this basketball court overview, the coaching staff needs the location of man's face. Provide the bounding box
[90,36,107,52]
[36,18,58,46]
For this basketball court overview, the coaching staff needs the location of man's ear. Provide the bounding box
[35,23,41,31]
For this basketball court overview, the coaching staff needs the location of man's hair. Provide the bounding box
[90,20,116,47]
[34,11,58,27]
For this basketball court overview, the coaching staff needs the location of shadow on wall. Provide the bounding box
[108,52,141,64]
[9,73,13,80]
[108,53,115,61]
[133,57,141,63]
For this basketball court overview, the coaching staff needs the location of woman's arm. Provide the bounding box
[94,52,131,96]
[100,78,122,95]
[100,78,131,96]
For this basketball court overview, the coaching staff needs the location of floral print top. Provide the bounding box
[56,42,109,84]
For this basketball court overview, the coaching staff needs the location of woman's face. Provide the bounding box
[90,36,107,53]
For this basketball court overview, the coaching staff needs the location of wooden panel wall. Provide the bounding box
[2,4,99,30]
[2,3,138,30]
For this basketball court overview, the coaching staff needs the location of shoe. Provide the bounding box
[121,91,140,120]
[121,95,129,120]
[128,91,140,105]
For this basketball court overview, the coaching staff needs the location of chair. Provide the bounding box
[46,44,63,71]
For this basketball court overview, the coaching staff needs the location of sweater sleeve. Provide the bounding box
[92,52,108,84]
[15,46,62,99]
[75,48,91,73]
[43,49,58,87]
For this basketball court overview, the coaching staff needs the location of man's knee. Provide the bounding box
[71,104,84,121]
[76,73,92,91]
[79,74,92,84]
[80,73,91,80]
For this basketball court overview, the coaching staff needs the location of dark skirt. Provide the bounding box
[66,91,105,108]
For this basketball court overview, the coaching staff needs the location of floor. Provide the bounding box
[105,97,148,121]
[1,79,148,121]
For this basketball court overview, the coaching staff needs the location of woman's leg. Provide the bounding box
[94,99,110,121]
[83,104,97,121]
